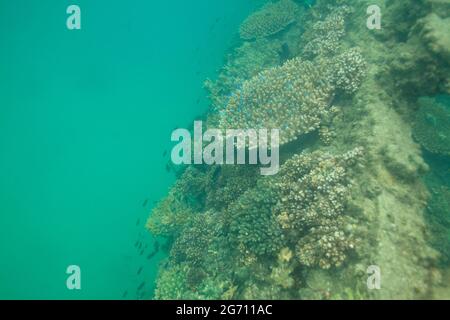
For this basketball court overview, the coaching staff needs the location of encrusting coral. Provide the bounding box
[239,0,298,40]
[413,96,450,156]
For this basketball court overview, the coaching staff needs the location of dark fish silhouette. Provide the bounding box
[142,199,148,208]
[137,282,145,291]
[122,291,128,298]
[279,43,291,63]
[196,98,201,104]
[136,218,140,226]
[165,164,171,172]
[139,250,144,256]
[134,241,139,248]
[146,240,161,260]
[137,267,143,275]
[146,250,157,260]
[163,150,168,157]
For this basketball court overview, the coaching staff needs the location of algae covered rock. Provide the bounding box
[239,0,298,40]
[420,12,450,61]
[413,96,450,156]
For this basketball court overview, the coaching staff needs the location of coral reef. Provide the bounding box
[275,148,363,269]
[204,39,282,111]
[148,0,450,300]
[302,5,352,58]
[217,48,366,145]
[239,0,298,40]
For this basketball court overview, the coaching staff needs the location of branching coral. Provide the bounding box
[239,0,298,40]
[146,194,194,237]
[413,96,450,156]
[274,147,364,269]
[330,48,367,94]
[302,5,352,58]
[228,180,285,257]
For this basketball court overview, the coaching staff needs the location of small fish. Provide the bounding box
[139,250,144,256]
[137,267,143,275]
[134,241,139,248]
[136,218,140,226]
[138,242,143,250]
[122,291,128,298]
[142,199,148,208]
[196,98,201,105]
[146,251,157,260]
[165,164,171,172]
[137,282,145,291]
[163,150,168,157]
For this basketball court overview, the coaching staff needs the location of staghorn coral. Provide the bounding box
[413,96,450,156]
[239,0,298,40]
[218,48,366,145]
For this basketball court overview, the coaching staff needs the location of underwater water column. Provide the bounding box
[0,0,257,299]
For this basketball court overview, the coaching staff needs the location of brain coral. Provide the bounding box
[413,96,450,156]
[239,0,298,40]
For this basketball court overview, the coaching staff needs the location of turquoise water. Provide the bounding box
[0,0,258,299]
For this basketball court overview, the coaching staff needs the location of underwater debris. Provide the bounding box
[239,0,298,40]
